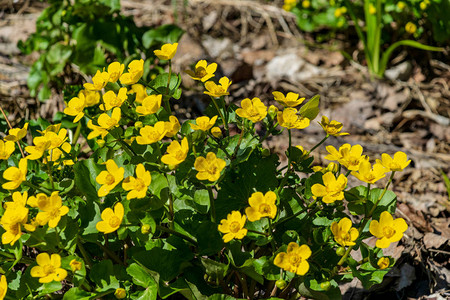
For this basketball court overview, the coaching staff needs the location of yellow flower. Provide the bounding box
[0,275,7,300]
[45,142,74,166]
[107,61,125,83]
[376,152,410,172]
[64,93,86,123]
[96,159,125,197]
[277,108,310,129]
[154,43,178,60]
[194,152,226,182]
[79,89,100,107]
[218,211,248,243]
[90,107,121,139]
[325,144,367,171]
[30,253,67,283]
[302,0,310,8]
[96,202,124,234]
[100,88,128,111]
[84,70,110,91]
[70,259,82,272]
[268,105,279,119]
[0,140,15,160]
[1,194,29,245]
[272,91,305,107]
[204,77,232,97]
[122,164,151,200]
[331,218,359,247]
[236,97,268,123]
[161,137,189,166]
[136,94,162,115]
[419,1,427,10]
[245,191,277,222]
[114,288,127,299]
[311,172,347,204]
[87,120,108,140]
[274,242,311,275]
[377,257,390,269]
[319,116,349,136]
[369,3,376,14]
[185,60,217,82]
[405,22,417,34]
[4,123,28,142]
[129,84,148,104]
[369,211,408,248]
[164,116,181,138]
[397,1,406,10]
[351,160,387,184]
[2,158,27,190]
[27,193,48,208]
[334,8,343,17]
[35,191,69,228]
[190,116,218,132]
[120,59,144,85]
[136,121,167,145]
[211,126,222,138]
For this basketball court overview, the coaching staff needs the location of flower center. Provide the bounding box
[229,221,241,233]
[11,170,22,181]
[259,204,271,215]
[289,254,301,266]
[134,179,146,191]
[109,216,121,228]
[196,67,207,78]
[105,174,115,185]
[105,119,117,129]
[383,226,395,238]
[43,264,56,276]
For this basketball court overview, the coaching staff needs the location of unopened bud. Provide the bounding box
[268,105,278,118]
[141,224,151,234]
[97,139,105,148]
[135,121,143,129]
[114,288,126,299]
[211,126,222,138]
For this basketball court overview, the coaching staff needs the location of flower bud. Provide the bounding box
[275,279,287,289]
[135,121,143,129]
[320,281,331,291]
[69,259,82,272]
[211,126,222,138]
[268,105,278,119]
[97,139,105,148]
[325,162,338,173]
[377,257,390,270]
[336,246,346,256]
[114,288,126,299]
[141,224,151,234]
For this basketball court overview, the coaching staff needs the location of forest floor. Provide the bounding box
[0,0,449,299]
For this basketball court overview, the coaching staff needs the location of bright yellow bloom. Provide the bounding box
[419,1,427,10]
[96,202,124,234]
[331,218,359,247]
[1,193,29,245]
[369,3,376,14]
[211,126,222,138]
[377,257,390,269]
[218,211,248,242]
[273,91,305,107]
[70,259,82,272]
[277,108,310,129]
[369,211,408,248]
[397,1,406,10]
[325,144,368,171]
[45,142,74,166]
[79,89,100,107]
[376,152,410,172]
[2,158,27,190]
[405,22,417,34]
[84,70,110,91]
[4,123,28,142]
[164,116,181,138]
[27,193,48,208]
[100,88,128,111]
[87,120,108,140]
[87,107,121,140]
[31,253,67,283]
[274,242,311,275]
[96,159,125,197]
[120,59,144,85]
[190,116,218,131]
[236,97,268,123]
[161,137,189,166]
[194,152,226,182]
[311,172,347,204]
[154,43,178,60]
[319,116,349,136]
[351,160,387,184]
[122,164,151,200]
[204,77,231,97]
[107,61,125,83]
[268,105,279,119]
[35,191,69,228]
[312,162,338,173]
[302,0,310,8]
[0,140,15,160]
[0,275,7,300]
[64,93,86,123]
[114,288,127,299]
[136,94,162,115]
[136,121,167,145]
[129,84,148,104]
[185,60,217,82]
[245,191,277,222]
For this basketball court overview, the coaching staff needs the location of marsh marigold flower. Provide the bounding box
[161,138,189,166]
[211,126,222,138]
[369,3,376,14]
[96,202,124,234]
[136,94,162,116]
[369,211,408,248]
[0,140,15,160]
[190,116,218,132]
[185,60,217,82]
[4,123,28,142]
[154,43,178,60]
[122,164,151,200]
[1,192,30,245]
[2,158,27,190]
[120,59,144,85]
[0,275,6,300]
[312,172,347,204]
[35,191,69,228]
[331,218,359,247]
[325,144,368,171]
[164,116,181,138]
[245,191,277,222]
[100,88,128,111]
[129,84,148,104]
[204,77,231,97]
[107,61,125,83]
[236,97,268,123]
[376,152,410,172]
[87,108,121,140]
[274,242,311,275]
[218,211,248,242]
[397,1,406,10]
[31,253,67,283]
[277,108,310,130]
[70,259,82,272]
[79,89,100,107]
[96,159,125,197]
[194,152,226,182]
[351,160,387,184]
[273,91,305,107]
[136,122,167,145]
[115,288,127,299]
[84,70,110,91]
[319,116,349,136]
[405,22,417,34]
[64,93,86,123]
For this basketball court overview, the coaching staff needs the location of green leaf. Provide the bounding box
[63,287,92,300]
[142,24,184,48]
[196,221,223,256]
[73,158,100,200]
[299,95,320,120]
[89,260,119,291]
[126,263,158,288]
[46,43,72,65]
[200,257,229,281]
[148,172,169,210]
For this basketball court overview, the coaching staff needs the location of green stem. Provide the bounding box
[168,191,174,230]
[232,128,245,158]
[155,224,198,246]
[276,129,293,194]
[207,185,216,223]
[72,121,82,146]
[246,229,269,236]
[268,218,277,249]
[24,182,51,194]
[96,241,125,266]
[164,60,173,114]
[77,237,93,268]
[260,121,278,144]
[210,96,228,133]
[307,135,329,155]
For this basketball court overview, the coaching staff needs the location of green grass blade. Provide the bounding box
[440,169,450,201]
